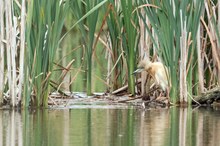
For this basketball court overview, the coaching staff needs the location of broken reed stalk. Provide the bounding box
[196,22,204,94]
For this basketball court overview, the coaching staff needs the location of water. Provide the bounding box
[0,106,220,146]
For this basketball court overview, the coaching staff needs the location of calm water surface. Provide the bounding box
[0,106,220,146]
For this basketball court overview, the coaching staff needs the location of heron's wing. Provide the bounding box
[155,68,168,91]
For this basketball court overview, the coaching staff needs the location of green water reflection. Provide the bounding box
[0,107,220,146]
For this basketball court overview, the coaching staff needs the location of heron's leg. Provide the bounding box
[166,87,170,101]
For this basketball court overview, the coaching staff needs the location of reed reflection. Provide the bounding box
[0,107,219,146]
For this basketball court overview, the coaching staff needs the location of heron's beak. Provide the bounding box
[132,68,144,75]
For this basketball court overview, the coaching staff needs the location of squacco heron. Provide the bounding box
[133,59,171,99]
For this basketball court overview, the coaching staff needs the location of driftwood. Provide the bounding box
[193,87,220,105]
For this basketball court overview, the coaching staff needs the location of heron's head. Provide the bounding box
[132,59,152,75]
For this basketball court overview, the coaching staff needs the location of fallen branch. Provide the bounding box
[112,78,142,94]
[112,85,129,95]
[193,87,220,104]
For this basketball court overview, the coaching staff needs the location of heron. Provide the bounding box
[133,59,171,100]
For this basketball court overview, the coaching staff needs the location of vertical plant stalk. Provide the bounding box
[196,23,204,93]
[23,0,34,107]
[121,0,138,95]
[5,0,12,106]
[106,50,111,90]
[11,4,17,107]
[106,2,123,90]
[86,53,92,95]
[179,10,187,104]
[86,1,100,96]
[18,0,26,103]
[218,1,220,50]
[0,0,5,104]
[139,9,147,95]
[5,0,17,107]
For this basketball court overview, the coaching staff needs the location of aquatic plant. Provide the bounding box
[25,0,69,107]
[138,0,204,105]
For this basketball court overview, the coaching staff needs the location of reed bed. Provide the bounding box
[138,0,204,105]
[0,0,219,107]
[0,0,25,107]
[25,0,69,107]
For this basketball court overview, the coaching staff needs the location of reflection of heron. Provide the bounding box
[133,59,171,99]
